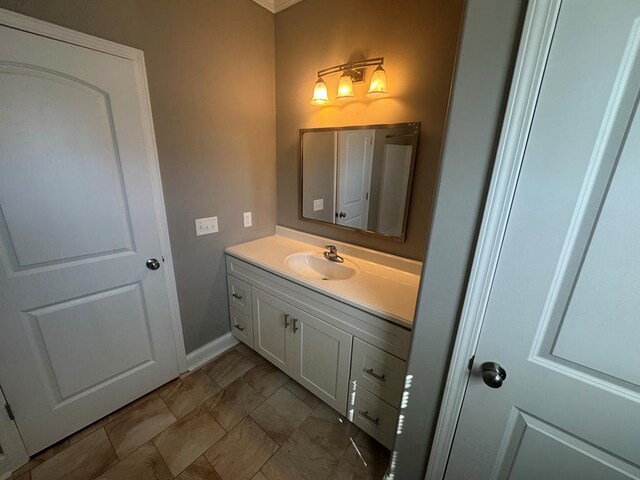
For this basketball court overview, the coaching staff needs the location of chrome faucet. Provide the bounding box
[323,245,344,263]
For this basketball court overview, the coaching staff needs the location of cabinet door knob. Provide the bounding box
[292,318,299,333]
[284,313,290,329]
[234,324,245,332]
[232,293,243,300]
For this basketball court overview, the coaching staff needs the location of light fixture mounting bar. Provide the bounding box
[317,57,384,84]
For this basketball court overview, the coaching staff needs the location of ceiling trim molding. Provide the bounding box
[252,0,275,13]
[251,0,304,14]
[274,0,304,13]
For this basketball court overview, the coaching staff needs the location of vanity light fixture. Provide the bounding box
[310,57,388,105]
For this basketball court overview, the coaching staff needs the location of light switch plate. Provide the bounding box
[313,198,324,211]
[195,216,218,236]
[243,212,252,228]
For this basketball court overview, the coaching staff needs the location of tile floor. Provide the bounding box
[9,343,390,480]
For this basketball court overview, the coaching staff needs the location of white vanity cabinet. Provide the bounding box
[225,253,412,449]
[252,285,353,412]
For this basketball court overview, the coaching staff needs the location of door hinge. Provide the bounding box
[5,403,15,421]
[467,355,475,371]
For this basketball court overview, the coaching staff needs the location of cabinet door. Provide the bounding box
[292,308,353,414]
[252,288,293,375]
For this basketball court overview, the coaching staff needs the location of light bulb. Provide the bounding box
[310,77,330,105]
[367,65,388,97]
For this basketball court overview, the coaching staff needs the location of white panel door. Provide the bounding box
[377,144,412,237]
[252,288,293,375]
[446,1,640,479]
[336,130,374,228]
[0,23,180,453]
[292,308,352,413]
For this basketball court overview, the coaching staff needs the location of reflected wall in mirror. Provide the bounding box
[300,123,420,240]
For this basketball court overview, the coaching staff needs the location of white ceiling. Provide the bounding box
[252,0,304,14]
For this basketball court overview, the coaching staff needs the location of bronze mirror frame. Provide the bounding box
[299,122,420,242]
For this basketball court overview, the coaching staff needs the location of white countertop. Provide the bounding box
[225,230,421,328]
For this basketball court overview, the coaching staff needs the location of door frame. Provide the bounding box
[0,7,187,469]
[424,1,562,479]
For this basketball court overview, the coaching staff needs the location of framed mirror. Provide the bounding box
[300,122,420,241]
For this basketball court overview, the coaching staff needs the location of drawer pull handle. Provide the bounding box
[364,368,386,382]
[232,293,244,300]
[360,410,380,426]
[284,313,290,329]
[293,318,299,333]
[234,324,245,332]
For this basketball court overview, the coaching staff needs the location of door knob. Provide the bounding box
[481,362,507,388]
[146,258,161,270]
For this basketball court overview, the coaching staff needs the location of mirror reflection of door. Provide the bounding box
[300,122,420,240]
[377,141,413,237]
[336,129,375,229]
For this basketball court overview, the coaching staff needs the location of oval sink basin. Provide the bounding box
[285,252,358,281]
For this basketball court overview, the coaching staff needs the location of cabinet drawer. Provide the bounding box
[351,338,406,408]
[230,307,253,348]
[227,275,252,316]
[349,382,398,449]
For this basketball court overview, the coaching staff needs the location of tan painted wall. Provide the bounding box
[275,0,464,260]
[0,0,277,353]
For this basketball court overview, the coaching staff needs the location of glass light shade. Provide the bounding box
[310,77,330,105]
[336,72,354,100]
[366,65,388,97]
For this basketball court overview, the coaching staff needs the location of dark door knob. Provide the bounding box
[481,362,507,388]
[338,212,346,218]
[146,258,161,270]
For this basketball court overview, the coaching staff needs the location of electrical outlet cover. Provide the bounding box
[195,216,218,236]
[243,212,252,227]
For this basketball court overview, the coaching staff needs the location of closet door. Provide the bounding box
[445,2,640,478]
[292,308,352,414]
[252,288,293,375]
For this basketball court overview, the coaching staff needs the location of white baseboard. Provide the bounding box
[185,333,239,371]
